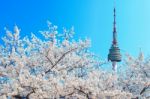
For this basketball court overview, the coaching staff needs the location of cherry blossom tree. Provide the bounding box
[0,22,143,99]
[119,52,150,99]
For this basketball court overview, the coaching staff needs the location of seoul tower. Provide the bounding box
[108,2,122,71]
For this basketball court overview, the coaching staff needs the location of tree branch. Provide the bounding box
[74,86,91,99]
[45,47,78,74]
[26,88,35,99]
[140,85,150,95]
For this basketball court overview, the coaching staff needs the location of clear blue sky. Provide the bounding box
[0,0,150,59]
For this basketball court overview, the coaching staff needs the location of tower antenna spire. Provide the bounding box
[108,0,122,71]
[114,0,116,26]
[113,0,117,45]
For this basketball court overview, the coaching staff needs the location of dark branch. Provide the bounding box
[45,47,78,74]
[140,85,150,95]
[26,88,35,99]
[74,86,91,99]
